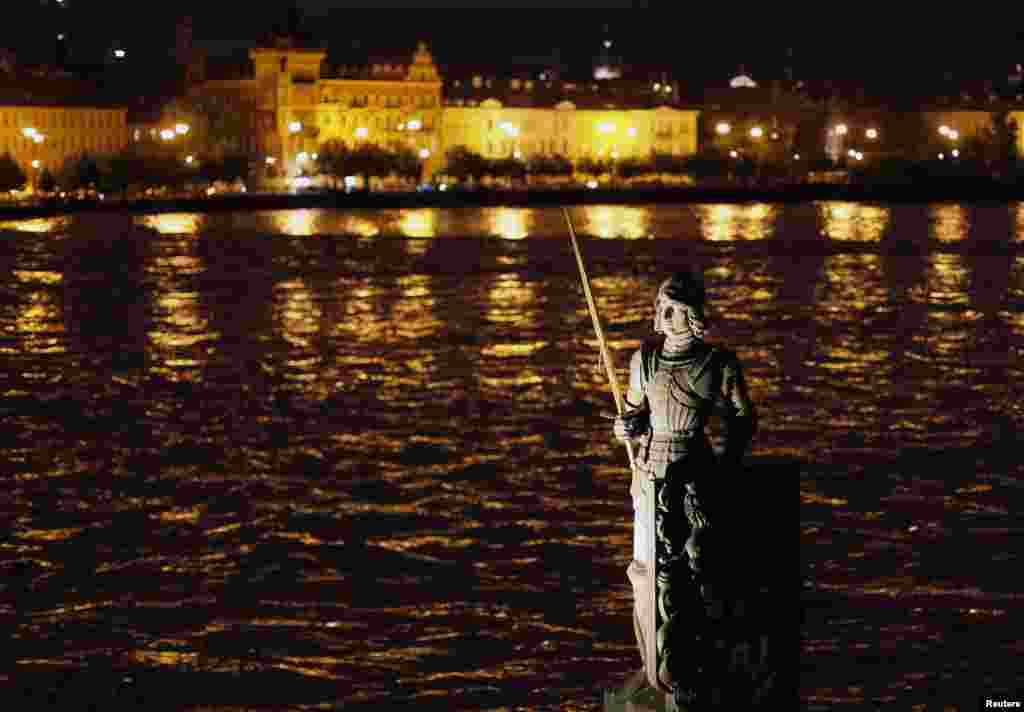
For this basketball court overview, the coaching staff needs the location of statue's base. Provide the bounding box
[603,670,686,712]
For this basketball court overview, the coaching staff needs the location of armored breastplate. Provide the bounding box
[640,341,720,471]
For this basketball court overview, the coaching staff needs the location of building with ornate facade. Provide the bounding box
[163,32,698,182]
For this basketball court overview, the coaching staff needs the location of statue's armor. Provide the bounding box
[636,338,721,479]
[626,336,755,705]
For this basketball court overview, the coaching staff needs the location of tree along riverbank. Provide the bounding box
[3,179,1024,221]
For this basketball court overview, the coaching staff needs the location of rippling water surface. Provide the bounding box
[2,203,1022,710]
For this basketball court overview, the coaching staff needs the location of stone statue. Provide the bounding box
[612,271,758,707]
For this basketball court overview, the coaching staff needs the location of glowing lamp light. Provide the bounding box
[771,132,779,140]
[31,160,40,168]
[610,151,619,159]
[750,126,764,138]
[175,123,189,135]
[355,127,369,138]
[939,125,950,136]
[439,183,448,191]
[33,134,44,144]
[185,155,194,164]
[834,124,848,136]
[297,152,309,162]
[265,156,277,165]
[418,148,430,159]
[397,123,405,131]
[586,180,598,189]
[716,122,731,135]
[22,127,37,138]
[114,49,126,59]
[627,127,637,137]
[312,153,318,160]
[664,85,673,93]
[653,83,661,91]
[866,128,878,140]
[499,122,519,136]
[729,150,738,158]
[597,122,615,134]
[160,129,175,140]
[407,119,422,131]
[794,154,800,160]
[289,121,302,133]
[848,148,857,158]
[855,152,864,161]
[952,149,960,157]
[949,130,959,140]
[938,153,945,160]
[513,149,522,159]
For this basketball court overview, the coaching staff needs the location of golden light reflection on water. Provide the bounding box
[696,203,774,241]
[137,213,204,235]
[13,286,65,354]
[0,216,69,233]
[275,279,322,349]
[919,253,974,362]
[391,274,441,340]
[818,202,890,242]
[397,209,437,237]
[1002,256,1024,338]
[582,205,649,239]
[489,207,531,240]
[271,209,318,237]
[929,204,969,243]
[485,272,539,326]
[148,289,214,381]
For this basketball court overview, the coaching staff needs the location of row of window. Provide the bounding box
[0,135,122,154]
[319,113,434,131]
[320,94,438,108]
[0,111,122,130]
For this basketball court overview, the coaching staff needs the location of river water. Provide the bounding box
[1,203,1022,710]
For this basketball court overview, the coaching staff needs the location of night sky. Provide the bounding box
[5,1,1022,88]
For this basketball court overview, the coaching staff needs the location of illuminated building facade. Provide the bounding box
[0,70,130,181]
[177,35,697,181]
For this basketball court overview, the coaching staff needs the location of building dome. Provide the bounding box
[730,74,757,89]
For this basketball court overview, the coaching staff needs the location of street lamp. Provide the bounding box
[175,123,190,135]
[834,124,848,136]
[407,119,422,131]
[597,122,615,134]
[866,128,878,140]
[289,121,302,134]
[716,122,731,135]
[627,127,638,137]
[418,148,430,159]
[750,126,763,138]
[355,127,368,139]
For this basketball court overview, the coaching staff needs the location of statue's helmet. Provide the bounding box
[654,271,708,335]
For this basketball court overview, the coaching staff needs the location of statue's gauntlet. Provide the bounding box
[621,408,651,439]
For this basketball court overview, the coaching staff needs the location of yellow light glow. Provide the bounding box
[848,149,857,157]
[939,125,950,136]
[949,130,959,140]
[513,149,522,159]
[597,122,615,134]
[627,127,637,137]
[33,134,44,144]
[31,160,39,168]
[952,149,959,157]
[653,83,661,90]
[729,150,738,158]
[407,119,422,131]
[185,155,193,164]
[289,121,302,133]
[418,148,430,159]
[175,123,189,135]
[355,127,369,138]
[490,207,530,240]
[160,129,174,140]
[22,127,36,138]
[398,209,436,237]
[750,126,763,138]
[716,122,731,135]
[866,128,878,139]
[265,156,277,165]
[610,151,619,159]
[834,124,848,136]
[137,213,203,235]
[297,152,309,162]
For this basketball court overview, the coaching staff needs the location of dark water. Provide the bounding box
[1,203,1021,710]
